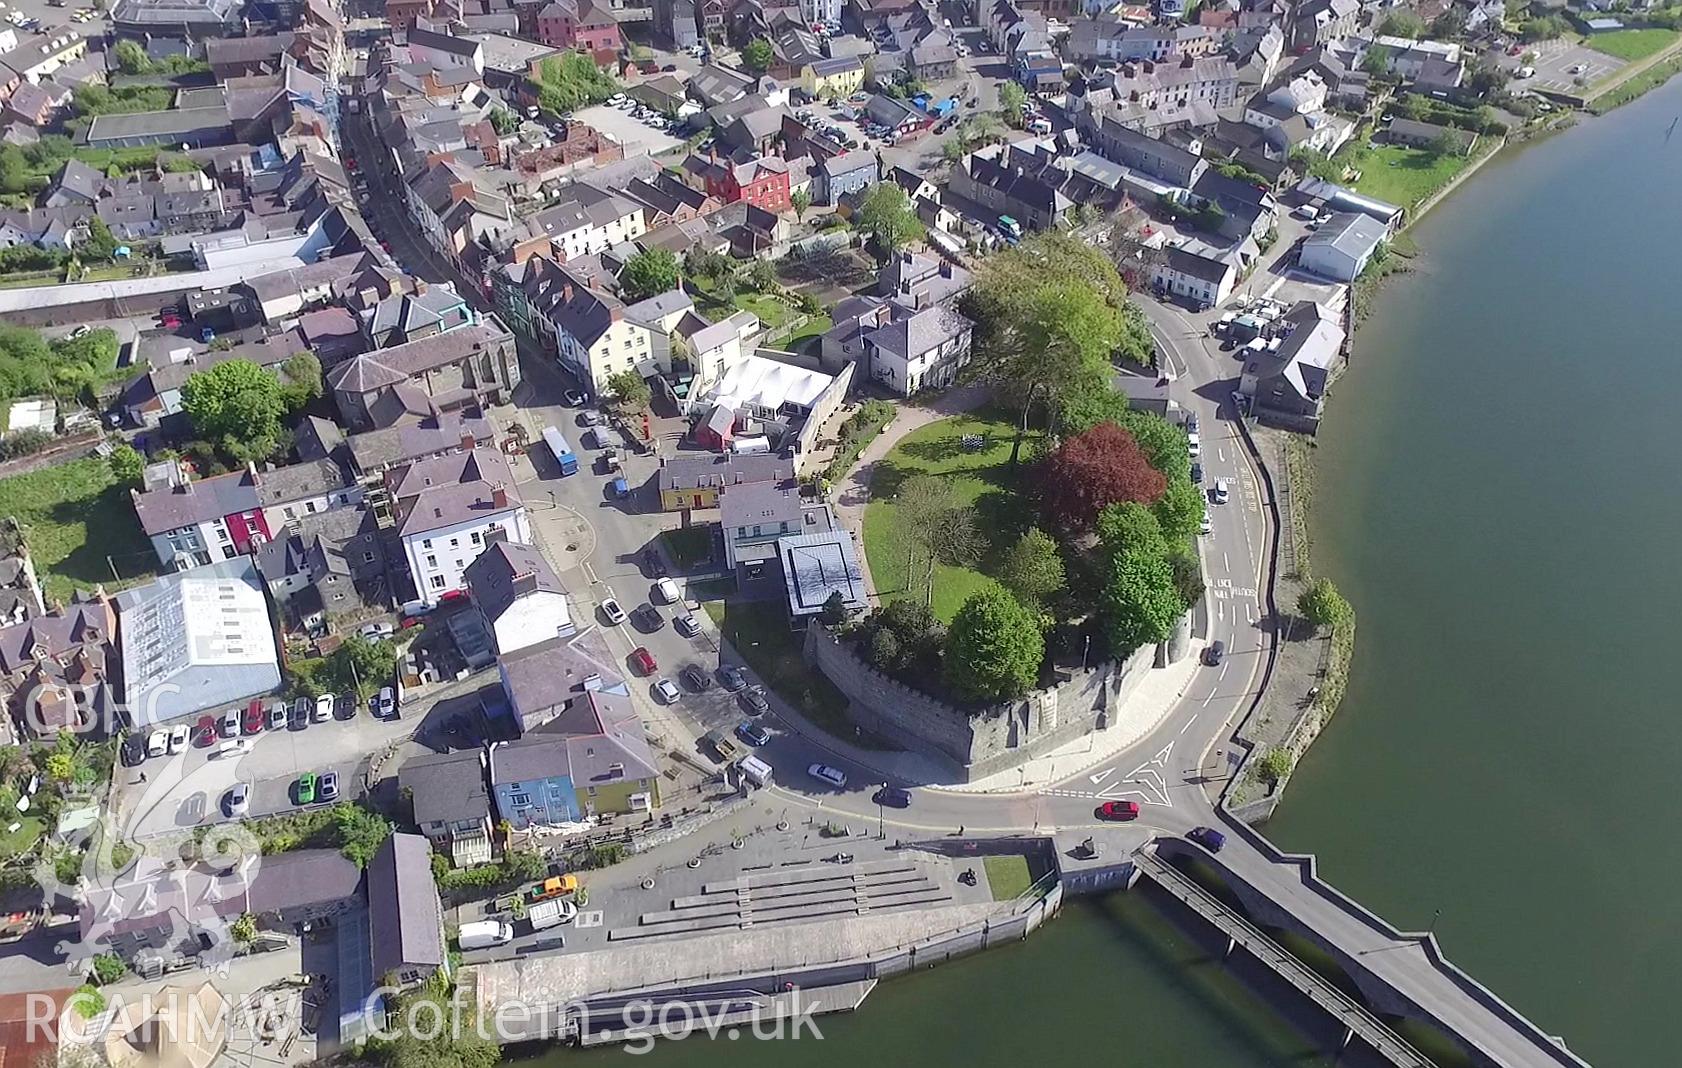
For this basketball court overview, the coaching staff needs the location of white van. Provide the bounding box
[458,920,514,950]
[739,755,773,788]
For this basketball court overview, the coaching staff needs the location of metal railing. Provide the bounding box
[1132,849,1432,1068]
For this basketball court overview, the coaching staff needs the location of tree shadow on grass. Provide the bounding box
[49,486,155,589]
[894,432,991,466]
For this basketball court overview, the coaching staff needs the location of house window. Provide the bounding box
[449,538,459,548]
[430,575,446,589]
[425,555,437,568]
[470,531,481,545]
[305,501,317,514]
[423,539,432,549]
[222,546,238,560]
[509,791,531,806]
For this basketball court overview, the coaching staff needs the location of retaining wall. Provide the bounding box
[804,623,1173,782]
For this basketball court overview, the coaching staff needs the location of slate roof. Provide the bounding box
[389,448,522,537]
[368,834,445,980]
[464,541,565,624]
[399,749,489,827]
[1161,245,1234,285]
[326,321,509,396]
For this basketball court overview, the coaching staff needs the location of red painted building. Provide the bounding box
[536,0,622,52]
[703,155,792,214]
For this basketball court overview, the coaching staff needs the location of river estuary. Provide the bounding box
[534,76,1682,1068]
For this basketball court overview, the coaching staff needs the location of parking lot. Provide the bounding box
[572,103,683,157]
[114,686,448,841]
[1522,37,1626,92]
[0,0,98,33]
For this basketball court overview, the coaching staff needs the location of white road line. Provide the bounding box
[1201,688,1216,707]
[1178,715,1197,736]
[1219,662,1230,681]
[1223,551,1230,570]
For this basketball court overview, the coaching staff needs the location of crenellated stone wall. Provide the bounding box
[803,620,1185,782]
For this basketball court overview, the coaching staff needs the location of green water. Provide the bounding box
[543,896,1330,1067]
[1266,79,1682,1067]
[527,81,1682,1068]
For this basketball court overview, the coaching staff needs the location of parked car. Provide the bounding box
[218,710,239,737]
[675,613,701,637]
[718,664,747,692]
[644,547,667,577]
[872,785,912,808]
[372,686,397,719]
[295,773,317,805]
[121,736,147,766]
[635,603,664,630]
[681,663,712,691]
[631,647,657,675]
[1191,462,1204,484]
[600,598,627,625]
[654,577,680,603]
[1096,800,1140,821]
[267,702,288,731]
[193,716,218,748]
[562,389,586,407]
[808,764,847,788]
[654,678,681,703]
[1187,826,1226,852]
[242,700,266,735]
[313,694,334,722]
[224,783,250,817]
[335,693,358,720]
[319,772,340,803]
[736,721,771,746]
[1203,640,1226,666]
[146,732,168,759]
[167,724,189,753]
[359,621,394,640]
[1199,512,1213,536]
[1213,479,1229,504]
[215,738,252,759]
[739,686,770,716]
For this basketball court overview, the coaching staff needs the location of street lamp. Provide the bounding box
[877,787,885,840]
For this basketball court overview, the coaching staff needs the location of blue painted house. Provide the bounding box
[814,151,878,206]
[489,737,580,828]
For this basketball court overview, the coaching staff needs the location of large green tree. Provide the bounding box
[968,232,1129,468]
[999,81,1027,127]
[854,183,925,265]
[620,248,680,301]
[996,527,1065,609]
[742,38,773,74]
[895,474,983,608]
[107,443,144,488]
[1298,576,1352,629]
[1100,548,1183,653]
[325,636,396,698]
[605,369,651,412]
[180,359,287,462]
[945,587,1044,702]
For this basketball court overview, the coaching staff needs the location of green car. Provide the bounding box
[296,772,317,805]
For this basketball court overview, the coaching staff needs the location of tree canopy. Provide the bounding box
[854,183,925,265]
[967,232,1129,466]
[1298,576,1352,629]
[181,359,290,462]
[894,474,983,608]
[619,248,680,302]
[1040,422,1166,531]
[605,369,651,412]
[528,54,618,115]
[742,38,774,74]
[999,81,1027,127]
[944,587,1044,702]
[996,527,1065,610]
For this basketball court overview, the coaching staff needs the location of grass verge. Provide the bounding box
[1589,49,1682,113]
[1585,27,1680,62]
[0,817,43,859]
[701,600,887,747]
[0,456,155,603]
[660,525,714,569]
[982,855,1031,901]
[1338,137,1473,210]
[861,411,1039,622]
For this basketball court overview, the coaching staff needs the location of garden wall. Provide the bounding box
[803,624,1173,782]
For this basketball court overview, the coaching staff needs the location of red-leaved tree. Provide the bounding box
[1040,422,1167,531]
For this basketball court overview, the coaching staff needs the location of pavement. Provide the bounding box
[1523,38,1625,93]
[573,103,682,157]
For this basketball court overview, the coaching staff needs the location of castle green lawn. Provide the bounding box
[0,457,155,603]
[983,855,1032,901]
[861,412,1041,624]
[1586,28,1680,63]
[1338,138,1472,210]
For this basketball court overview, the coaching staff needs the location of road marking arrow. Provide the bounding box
[1089,768,1117,785]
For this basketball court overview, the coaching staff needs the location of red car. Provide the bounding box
[630,647,657,676]
[1096,800,1140,821]
[242,699,265,735]
[192,715,218,748]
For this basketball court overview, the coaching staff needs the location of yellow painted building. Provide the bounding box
[801,57,866,100]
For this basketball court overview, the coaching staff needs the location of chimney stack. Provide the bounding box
[460,432,476,451]
[492,484,509,509]
[414,278,429,296]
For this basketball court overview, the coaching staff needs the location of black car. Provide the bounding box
[739,686,770,716]
[872,786,912,808]
[718,664,747,692]
[636,604,665,631]
[1191,462,1204,484]
[644,547,667,578]
[1187,826,1226,852]
[119,736,147,767]
[681,663,712,691]
[1203,640,1226,666]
